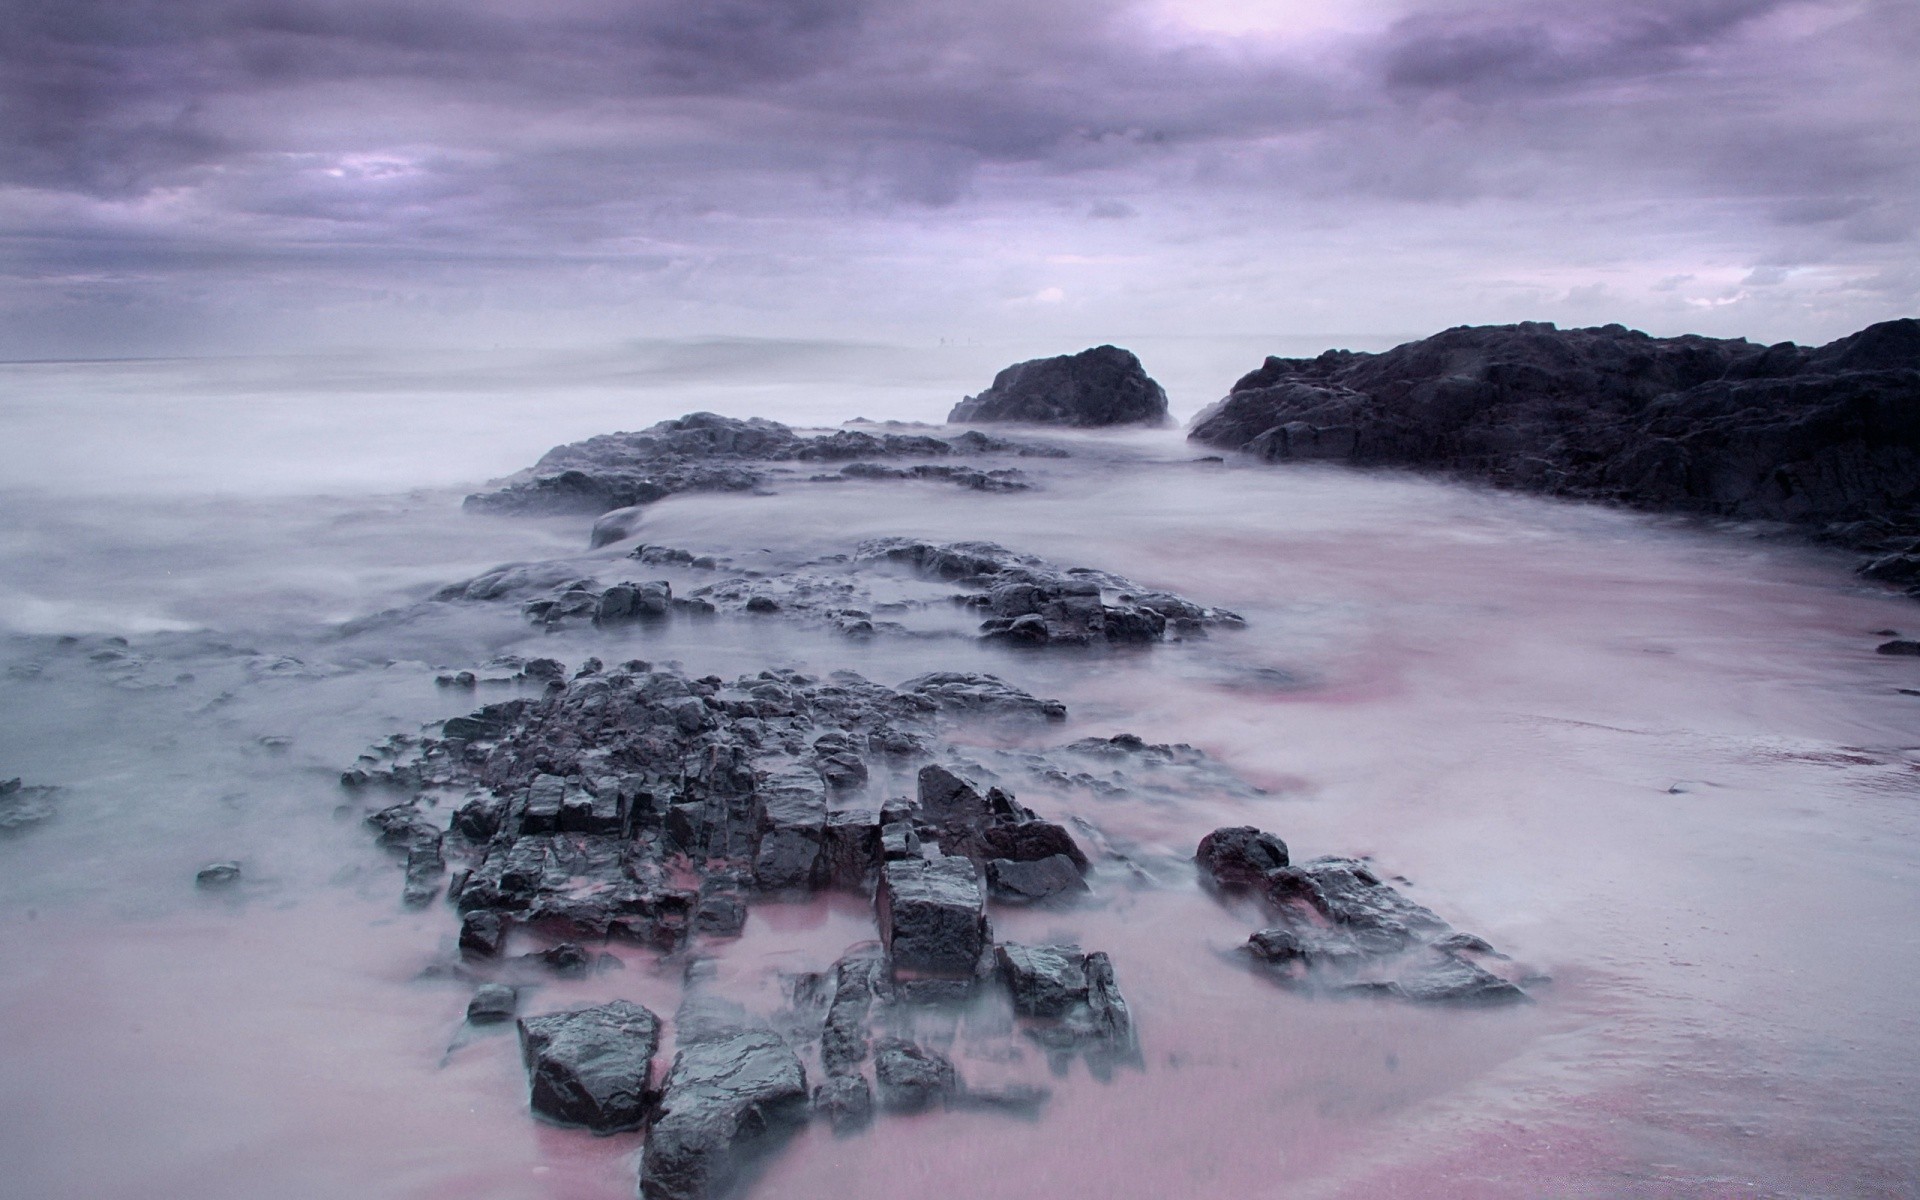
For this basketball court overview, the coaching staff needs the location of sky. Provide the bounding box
[2,0,1917,358]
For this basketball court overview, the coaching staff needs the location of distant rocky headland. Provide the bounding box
[1188,318,1920,590]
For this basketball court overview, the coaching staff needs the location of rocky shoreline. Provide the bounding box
[1188,318,1920,589]
[313,322,1920,1197]
[329,341,1556,1198]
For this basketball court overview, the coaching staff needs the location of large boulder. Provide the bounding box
[516,1000,661,1132]
[1188,318,1920,560]
[876,855,988,976]
[949,346,1171,428]
[639,1027,810,1200]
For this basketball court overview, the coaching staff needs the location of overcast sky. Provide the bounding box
[2,0,1916,358]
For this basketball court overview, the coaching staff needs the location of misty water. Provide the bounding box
[3,342,1917,1199]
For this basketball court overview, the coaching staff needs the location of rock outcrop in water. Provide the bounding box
[948,345,1171,428]
[346,655,1156,1197]
[1197,826,1526,1004]
[464,412,1065,517]
[420,536,1244,649]
[1190,318,1920,574]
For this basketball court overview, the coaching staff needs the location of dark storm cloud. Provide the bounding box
[1378,0,1785,97]
[0,0,1912,353]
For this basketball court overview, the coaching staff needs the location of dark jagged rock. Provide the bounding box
[913,766,1090,896]
[831,462,1031,492]
[533,942,594,976]
[460,910,508,959]
[464,412,1059,518]
[898,672,1068,720]
[640,1025,809,1200]
[987,854,1089,903]
[997,943,1089,1017]
[432,535,1237,651]
[873,1038,959,1112]
[810,1073,873,1132]
[1198,826,1527,1005]
[517,1000,661,1132]
[1196,825,1291,889]
[860,536,1242,646]
[997,943,1141,1078]
[949,346,1172,428]
[1190,318,1920,571]
[467,983,518,1024]
[877,856,987,977]
[819,944,887,1075]
[353,661,1080,957]
[0,778,58,834]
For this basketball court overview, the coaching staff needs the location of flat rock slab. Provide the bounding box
[518,1000,661,1133]
[640,1029,809,1200]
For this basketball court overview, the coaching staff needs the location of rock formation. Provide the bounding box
[1189,318,1920,580]
[949,346,1171,428]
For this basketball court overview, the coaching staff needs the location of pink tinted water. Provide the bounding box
[0,404,1916,1199]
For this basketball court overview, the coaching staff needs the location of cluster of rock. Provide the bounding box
[1196,826,1525,1004]
[857,537,1244,646]
[949,345,1171,428]
[346,657,1149,1196]
[512,930,1138,1199]
[1189,318,1920,572]
[428,536,1243,648]
[463,412,1066,518]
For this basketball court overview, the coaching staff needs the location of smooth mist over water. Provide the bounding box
[2,345,1917,1200]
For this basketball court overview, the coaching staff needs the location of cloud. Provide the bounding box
[0,0,1913,355]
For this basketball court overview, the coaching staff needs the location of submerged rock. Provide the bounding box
[1198,826,1527,1005]
[463,412,1060,518]
[0,778,58,834]
[873,1038,959,1112]
[467,983,518,1024]
[517,1000,661,1133]
[949,346,1171,428]
[194,861,242,888]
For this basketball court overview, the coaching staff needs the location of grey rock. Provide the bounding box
[811,1073,873,1132]
[996,943,1090,1018]
[877,856,987,977]
[1195,825,1291,889]
[459,910,508,959]
[195,861,242,888]
[873,1039,958,1112]
[949,346,1171,428]
[467,983,518,1024]
[987,855,1089,903]
[516,1000,661,1133]
[640,1027,809,1200]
